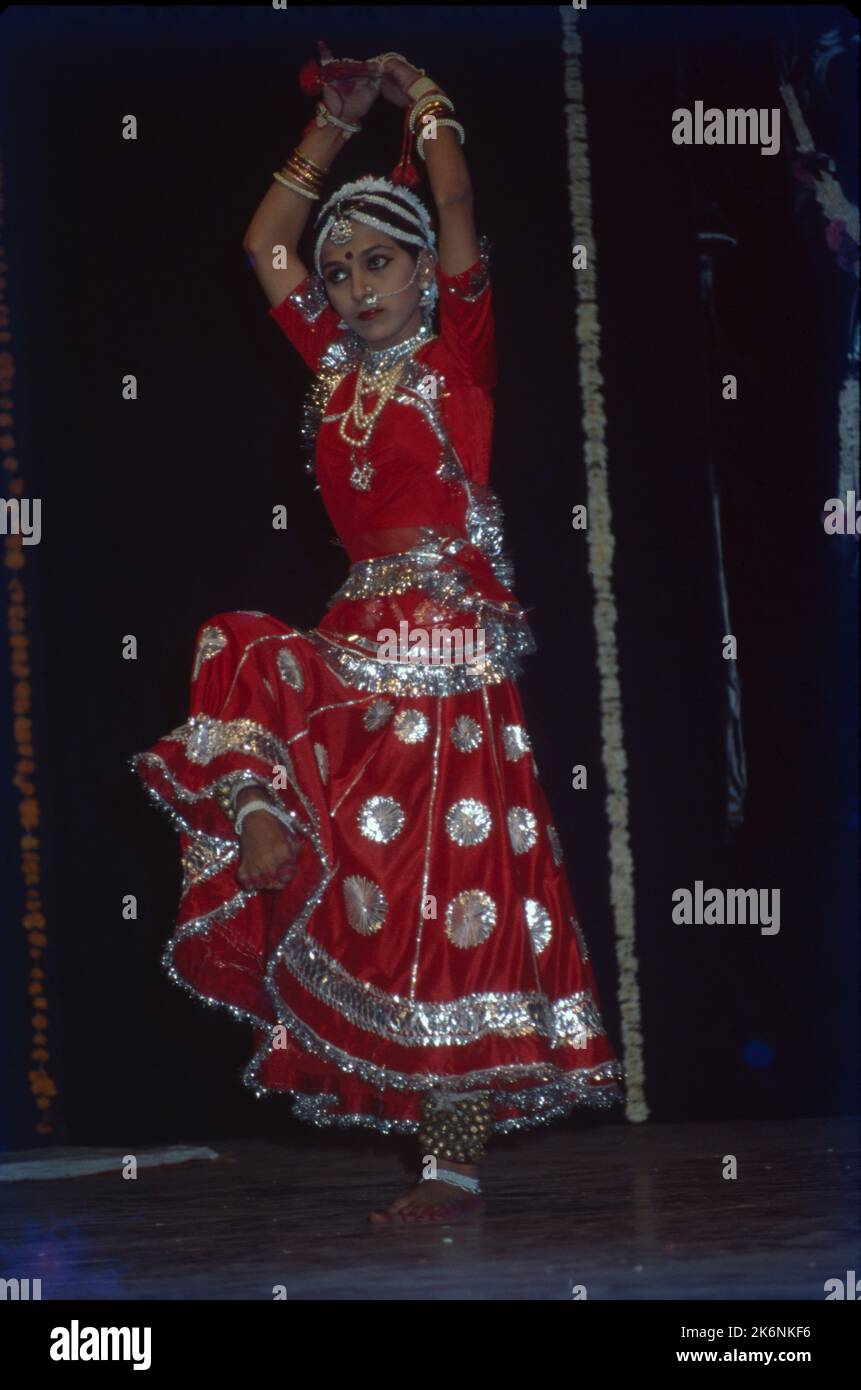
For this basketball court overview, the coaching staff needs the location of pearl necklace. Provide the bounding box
[337,321,436,491]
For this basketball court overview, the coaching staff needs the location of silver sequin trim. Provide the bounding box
[508,806,538,854]
[343,875,387,935]
[276,923,604,1048]
[192,625,228,682]
[444,798,492,847]
[357,795,405,844]
[286,274,330,323]
[572,916,590,962]
[525,899,553,954]
[445,890,497,949]
[328,535,474,608]
[276,647,304,691]
[444,232,492,302]
[393,708,429,744]
[180,837,237,895]
[180,715,293,773]
[310,623,533,697]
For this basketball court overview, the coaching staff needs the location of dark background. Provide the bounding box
[0,4,857,1149]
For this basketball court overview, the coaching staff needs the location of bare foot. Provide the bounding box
[235,787,298,891]
[369,1163,483,1224]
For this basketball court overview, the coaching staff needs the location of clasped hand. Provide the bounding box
[316,40,423,123]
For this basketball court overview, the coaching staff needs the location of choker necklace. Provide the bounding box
[358,319,436,383]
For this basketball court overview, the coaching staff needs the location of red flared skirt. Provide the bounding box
[131,538,625,1135]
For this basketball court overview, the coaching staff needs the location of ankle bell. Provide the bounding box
[417,1088,494,1165]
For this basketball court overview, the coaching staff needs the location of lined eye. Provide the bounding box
[327,254,390,285]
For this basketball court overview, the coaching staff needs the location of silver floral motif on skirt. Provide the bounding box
[547,824,564,865]
[314,742,328,783]
[445,889,497,948]
[450,714,483,752]
[362,698,394,731]
[502,723,532,761]
[192,625,227,682]
[357,795,405,843]
[507,806,538,854]
[444,798,492,847]
[276,647,304,691]
[524,898,553,953]
[343,875,388,934]
[393,709,429,744]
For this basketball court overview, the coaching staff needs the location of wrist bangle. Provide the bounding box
[314,101,361,136]
[234,798,301,840]
[273,171,319,200]
[278,159,323,194]
[289,150,327,180]
[410,93,454,134]
[406,75,441,106]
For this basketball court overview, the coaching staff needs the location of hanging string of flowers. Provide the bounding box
[560,7,647,1122]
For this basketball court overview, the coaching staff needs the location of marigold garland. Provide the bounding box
[0,148,56,1136]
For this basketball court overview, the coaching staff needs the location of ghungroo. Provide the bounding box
[417,1088,494,1164]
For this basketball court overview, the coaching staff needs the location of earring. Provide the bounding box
[419,280,433,305]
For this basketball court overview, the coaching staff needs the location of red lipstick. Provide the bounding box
[357,308,383,321]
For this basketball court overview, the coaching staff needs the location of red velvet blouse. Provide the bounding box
[269,243,496,565]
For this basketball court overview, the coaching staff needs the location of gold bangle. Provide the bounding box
[409,94,454,134]
[280,165,321,193]
[279,161,323,193]
[413,102,451,132]
[289,150,327,179]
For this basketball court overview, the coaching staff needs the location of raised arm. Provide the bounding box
[243,50,383,308]
[242,123,344,307]
[378,55,480,276]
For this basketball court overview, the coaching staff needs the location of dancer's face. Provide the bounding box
[321,222,434,350]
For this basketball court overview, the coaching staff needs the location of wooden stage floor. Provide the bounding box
[1,1115,857,1300]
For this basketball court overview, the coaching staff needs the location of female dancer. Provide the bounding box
[132,44,625,1224]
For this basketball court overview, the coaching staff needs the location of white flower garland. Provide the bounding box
[560,6,648,1121]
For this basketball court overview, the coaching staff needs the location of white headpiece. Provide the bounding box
[313,175,438,308]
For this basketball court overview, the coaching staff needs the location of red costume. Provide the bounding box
[132,236,625,1135]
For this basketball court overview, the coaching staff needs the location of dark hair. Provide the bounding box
[316,185,432,265]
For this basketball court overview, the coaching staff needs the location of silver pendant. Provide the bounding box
[329,215,354,246]
[349,451,375,491]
